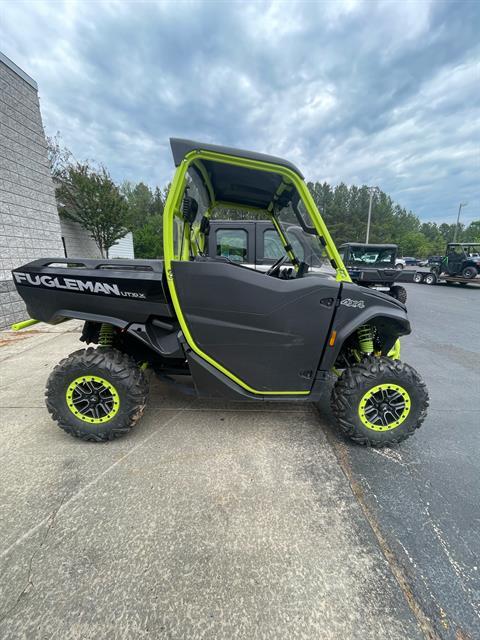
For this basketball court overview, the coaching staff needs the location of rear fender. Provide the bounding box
[55,310,128,329]
[56,312,184,360]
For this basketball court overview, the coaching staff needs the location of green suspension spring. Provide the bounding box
[99,323,114,347]
[357,325,374,354]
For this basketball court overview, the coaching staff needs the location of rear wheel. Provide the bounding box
[331,356,428,447]
[46,348,149,441]
[395,263,404,270]
[389,285,407,303]
[462,266,478,279]
[424,272,437,285]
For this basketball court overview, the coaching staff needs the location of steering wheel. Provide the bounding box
[266,254,290,277]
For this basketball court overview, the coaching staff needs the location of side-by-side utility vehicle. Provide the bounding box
[205,219,333,274]
[338,243,414,303]
[434,243,480,279]
[413,243,480,286]
[12,139,429,446]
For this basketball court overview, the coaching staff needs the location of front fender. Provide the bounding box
[320,284,410,370]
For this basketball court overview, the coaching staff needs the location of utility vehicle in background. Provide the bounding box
[414,242,480,286]
[12,139,429,447]
[338,243,414,303]
[432,243,480,279]
[207,219,332,275]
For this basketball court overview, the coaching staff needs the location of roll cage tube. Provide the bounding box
[163,149,351,396]
[164,149,351,281]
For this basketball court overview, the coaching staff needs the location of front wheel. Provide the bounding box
[389,285,407,303]
[331,357,428,447]
[46,348,149,441]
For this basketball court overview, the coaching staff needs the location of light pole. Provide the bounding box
[453,202,468,242]
[366,187,379,243]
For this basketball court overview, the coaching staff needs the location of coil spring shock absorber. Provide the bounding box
[99,323,114,347]
[357,324,374,355]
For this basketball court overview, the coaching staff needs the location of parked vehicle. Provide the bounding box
[206,219,332,275]
[338,243,414,303]
[432,243,480,279]
[413,243,480,286]
[417,256,442,267]
[395,257,418,269]
[11,138,429,447]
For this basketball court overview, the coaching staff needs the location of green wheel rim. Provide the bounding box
[66,375,120,424]
[359,383,411,431]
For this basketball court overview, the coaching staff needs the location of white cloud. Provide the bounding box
[0,0,478,225]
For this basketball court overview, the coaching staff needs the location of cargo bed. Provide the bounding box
[12,258,173,326]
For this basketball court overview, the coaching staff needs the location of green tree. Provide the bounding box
[121,181,154,229]
[465,220,480,242]
[56,163,129,258]
[133,214,163,258]
[46,132,73,179]
[150,186,164,216]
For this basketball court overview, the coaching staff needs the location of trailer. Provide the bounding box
[413,270,480,287]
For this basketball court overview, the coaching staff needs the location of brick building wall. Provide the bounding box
[0,52,64,329]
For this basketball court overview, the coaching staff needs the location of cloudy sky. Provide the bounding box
[1,0,479,224]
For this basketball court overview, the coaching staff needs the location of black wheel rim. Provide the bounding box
[66,375,120,424]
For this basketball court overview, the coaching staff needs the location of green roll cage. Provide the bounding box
[162,148,352,396]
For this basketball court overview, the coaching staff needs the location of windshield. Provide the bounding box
[345,246,396,266]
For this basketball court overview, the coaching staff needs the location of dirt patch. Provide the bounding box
[0,330,42,347]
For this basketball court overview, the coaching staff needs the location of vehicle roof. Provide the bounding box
[446,242,480,246]
[170,138,304,178]
[339,243,398,249]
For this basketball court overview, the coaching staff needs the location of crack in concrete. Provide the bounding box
[0,409,184,563]
[0,493,66,623]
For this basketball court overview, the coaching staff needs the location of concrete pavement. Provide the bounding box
[0,325,423,639]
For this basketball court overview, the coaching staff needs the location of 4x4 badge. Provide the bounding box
[341,298,365,309]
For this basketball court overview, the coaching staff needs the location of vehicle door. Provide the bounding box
[446,248,463,275]
[172,258,340,393]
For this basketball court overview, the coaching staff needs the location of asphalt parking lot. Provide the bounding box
[318,281,480,640]
[0,281,478,639]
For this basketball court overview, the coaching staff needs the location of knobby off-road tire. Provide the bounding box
[389,285,407,303]
[462,266,478,279]
[46,348,149,442]
[331,356,429,447]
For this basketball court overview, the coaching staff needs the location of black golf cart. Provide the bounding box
[11,139,428,447]
[338,243,413,303]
